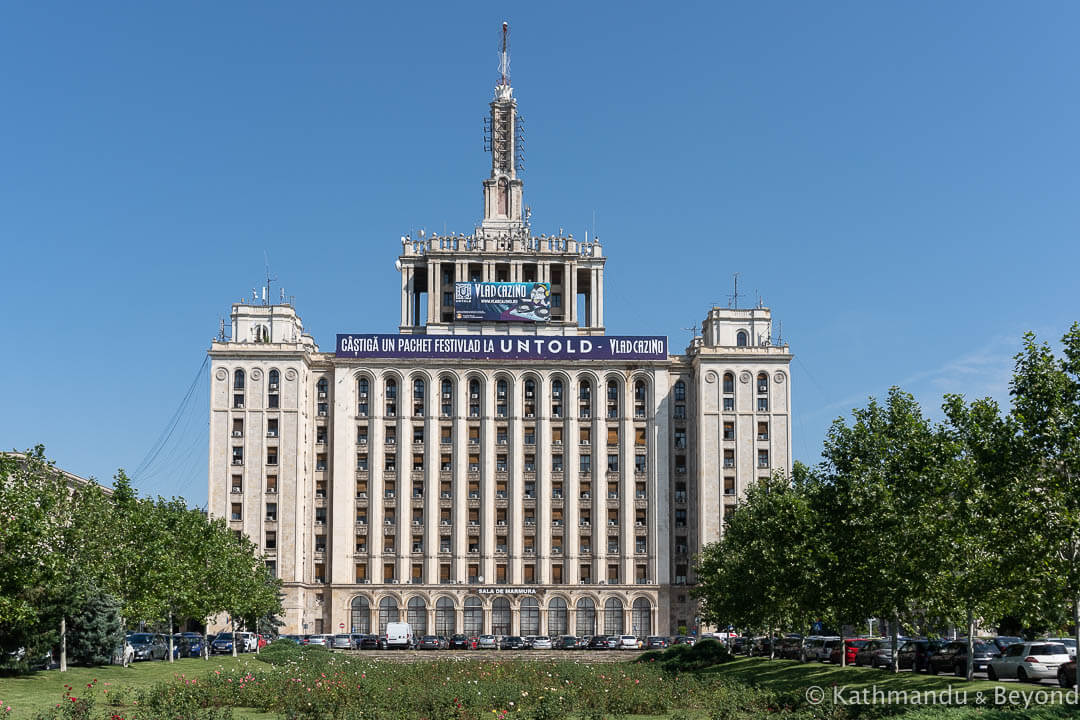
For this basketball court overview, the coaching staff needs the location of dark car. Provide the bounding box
[778,637,804,660]
[500,636,525,650]
[557,635,581,649]
[587,635,610,650]
[927,640,999,676]
[358,634,379,650]
[418,635,442,650]
[129,633,168,661]
[646,636,669,649]
[732,637,748,654]
[1059,660,1076,688]
[449,634,469,650]
[991,636,1024,654]
[897,639,945,672]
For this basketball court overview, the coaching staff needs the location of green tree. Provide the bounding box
[1009,324,1080,689]
[66,589,124,666]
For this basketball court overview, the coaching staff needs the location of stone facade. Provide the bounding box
[206,38,792,638]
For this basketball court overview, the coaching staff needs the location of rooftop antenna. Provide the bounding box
[498,21,510,90]
[681,321,699,340]
[776,320,783,346]
[727,273,740,309]
[218,317,226,342]
[756,290,764,309]
[263,251,278,307]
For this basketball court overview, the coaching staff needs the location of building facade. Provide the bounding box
[207,37,792,638]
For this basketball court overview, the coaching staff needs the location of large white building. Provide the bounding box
[207,29,792,638]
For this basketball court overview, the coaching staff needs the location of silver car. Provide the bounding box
[332,633,353,650]
[989,642,1071,682]
[477,634,497,649]
[532,636,553,649]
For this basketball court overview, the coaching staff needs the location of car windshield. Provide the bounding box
[216,633,233,641]
[130,633,155,643]
[849,640,868,648]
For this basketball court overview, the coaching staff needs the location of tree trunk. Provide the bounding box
[769,625,775,660]
[966,611,975,682]
[168,611,175,663]
[59,616,67,672]
[891,616,900,674]
[231,616,237,657]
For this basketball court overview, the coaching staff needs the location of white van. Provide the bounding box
[383,622,414,649]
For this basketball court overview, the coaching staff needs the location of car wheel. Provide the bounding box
[988,666,998,682]
[1058,668,1068,688]
[955,663,965,677]
[1017,667,1029,683]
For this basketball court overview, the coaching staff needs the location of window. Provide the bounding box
[552,425,563,445]
[314,534,326,553]
[230,418,243,438]
[234,369,245,390]
[523,378,536,417]
[232,446,244,465]
[357,376,370,404]
[758,450,770,468]
[266,448,278,465]
[758,421,769,440]
[607,454,619,472]
[524,426,536,445]
[635,455,647,474]
[606,380,619,418]
[757,373,769,394]
[631,598,652,635]
[634,380,647,418]
[604,598,624,635]
[230,503,242,521]
[579,426,591,446]
[317,378,328,398]
[435,597,455,634]
[635,537,647,554]
[608,564,619,583]
[548,597,568,636]
[497,426,508,445]
[673,380,686,402]
[265,503,277,521]
[723,372,735,394]
[267,418,278,438]
[607,426,619,446]
[496,454,507,473]
[674,429,686,449]
[576,598,596,636]
[520,598,539,635]
[265,475,277,493]
[724,476,735,495]
[413,426,424,444]
[233,393,244,409]
[492,597,511,635]
[551,379,564,417]
[723,421,735,441]
[495,378,508,417]
[675,509,687,527]
[385,378,397,416]
[758,397,769,412]
[579,379,592,418]
[675,456,687,474]
[723,397,734,411]
[524,454,536,472]
[357,453,368,471]
[724,450,735,468]
[673,403,685,419]
[316,426,327,445]
[469,379,480,417]
[736,330,748,347]
[441,378,453,417]
[378,597,399,631]
[468,426,480,445]
[551,454,564,472]
[351,597,370,633]
[356,478,367,497]
[384,454,396,472]
[579,454,592,474]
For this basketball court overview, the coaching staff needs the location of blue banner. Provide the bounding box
[336,334,668,361]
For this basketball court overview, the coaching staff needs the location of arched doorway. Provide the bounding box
[547,597,568,636]
[378,597,399,634]
[603,598,623,635]
[492,597,511,635]
[435,597,455,636]
[407,597,427,635]
[463,597,483,636]
[631,597,651,637]
[576,598,596,636]
[520,597,540,636]
[350,597,370,634]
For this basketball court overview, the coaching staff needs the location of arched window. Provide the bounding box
[385,378,397,417]
[576,598,596,636]
[551,379,564,418]
[547,597,568,636]
[407,596,427,635]
[267,369,280,409]
[441,378,453,417]
[268,369,279,388]
[255,325,269,342]
[495,378,508,418]
[603,598,624,635]
[523,378,536,418]
[736,330,749,347]
[463,597,483,635]
[378,597,399,634]
[578,378,592,419]
[631,597,651,637]
[435,597,455,635]
[234,369,245,390]
[468,379,481,418]
[520,597,540,636]
[634,380,647,418]
[606,380,619,419]
[357,377,370,417]
[723,373,735,395]
[757,373,769,395]
[412,378,425,417]
[350,596,370,634]
[492,597,511,635]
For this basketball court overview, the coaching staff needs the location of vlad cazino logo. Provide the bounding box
[455,283,472,301]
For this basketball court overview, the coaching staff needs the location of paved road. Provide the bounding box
[332,649,640,663]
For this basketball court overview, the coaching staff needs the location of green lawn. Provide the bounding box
[0,656,273,719]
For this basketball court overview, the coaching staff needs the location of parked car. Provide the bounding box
[129,632,168,661]
[988,642,1071,682]
[897,639,946,673]
[646,636,669,649]
[418,635,442,650]
[450,634,469,649]
[277,635,302,644]
[358,634,379,649]
[927,640,999,677]
[777,637,804,660]
[829,639,869,665]
[555,635,581,649]
[853,639,887,667]
[477,635,498,650]
[332,634,354,650]
[533,636,554,650]
[806,637,840,662]
[178,633,205,657]
[500,636,525,650]
[587,635,609,650]
[438,636,450,649]
[674,636,696,646]
[1058,660,1076,688]
[523,636,536,649]
[306,634,330,647]
[382,622,414,649]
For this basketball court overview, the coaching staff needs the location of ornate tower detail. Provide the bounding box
[481,22,525,235]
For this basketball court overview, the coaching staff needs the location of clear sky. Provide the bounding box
[2,1,1077,505]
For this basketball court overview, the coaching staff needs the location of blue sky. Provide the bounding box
[2,1,1077,504]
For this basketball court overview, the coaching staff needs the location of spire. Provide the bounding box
[496,21,511,100]
[481,21,525,234]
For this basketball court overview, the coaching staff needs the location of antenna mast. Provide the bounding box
[499,21,510,89]
[728,273,740,309]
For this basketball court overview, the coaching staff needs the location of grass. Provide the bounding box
[0,656,273,719]
[704,656,1032,695]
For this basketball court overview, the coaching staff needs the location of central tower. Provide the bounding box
[481,22,525,235]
